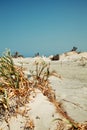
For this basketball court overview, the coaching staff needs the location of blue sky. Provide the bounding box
[0,0,87,56]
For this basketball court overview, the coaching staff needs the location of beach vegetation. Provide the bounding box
[30,57,50,81]
[51,54,59,61]
[71,46,78,52]
[12,51,24,58]
[0,49,31,117]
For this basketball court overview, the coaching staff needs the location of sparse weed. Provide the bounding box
[30,57,50,82]
[0,49,20,89]
[0,49,31,116]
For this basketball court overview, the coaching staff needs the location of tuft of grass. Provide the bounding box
[30,57,50,82]
[0,49,31,114]
[0,49,20,89]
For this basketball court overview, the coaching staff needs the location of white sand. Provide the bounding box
[0,52,87,130]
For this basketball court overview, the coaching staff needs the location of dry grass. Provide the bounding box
[0,50,34,130]
[24,119,35,130]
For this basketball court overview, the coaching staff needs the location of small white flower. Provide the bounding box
[33,57,46,65]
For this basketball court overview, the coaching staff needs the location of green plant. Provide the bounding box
[0,49,20,88]
[30,57,50,82]
[0,49,30,111]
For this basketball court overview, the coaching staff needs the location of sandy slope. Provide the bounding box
[0,52,87,130]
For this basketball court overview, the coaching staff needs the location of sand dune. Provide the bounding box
[0,52,87,130]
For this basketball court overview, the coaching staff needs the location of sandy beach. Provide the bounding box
[0,52,87,130]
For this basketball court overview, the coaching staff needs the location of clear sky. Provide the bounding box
[0,0,87,57]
